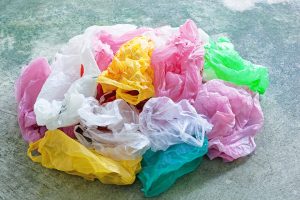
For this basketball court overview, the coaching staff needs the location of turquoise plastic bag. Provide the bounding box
[138,138,208,197]
[204,37,269,94]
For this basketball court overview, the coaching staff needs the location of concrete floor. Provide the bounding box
[0,0,299,199]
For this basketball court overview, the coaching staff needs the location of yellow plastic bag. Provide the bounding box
[98,36,155,105]
[27,129,141,185]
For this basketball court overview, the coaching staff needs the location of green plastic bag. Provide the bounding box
[204,37,269,94]
[138,138,208,197]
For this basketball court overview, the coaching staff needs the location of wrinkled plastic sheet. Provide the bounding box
[193,79,264,162]
[74,97,150,160]
[139,97,212,151]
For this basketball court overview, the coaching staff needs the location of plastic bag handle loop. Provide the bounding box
[27,140,42,163]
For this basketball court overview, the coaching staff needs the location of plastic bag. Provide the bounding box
[138,138,208,197]
[28,129,141,185]
[151,19,205,102]
[193,80,264,162]
[15,57,50,142]
[139,97,212,151]
[98,36,155,105]
[93,25,152,71]
[74,97,150,160]
[142,26,177,49]
[34,28,100,130]
[203,37,269,94]
[98,27,152,54]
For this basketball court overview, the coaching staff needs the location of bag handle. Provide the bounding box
[27,140,42,163]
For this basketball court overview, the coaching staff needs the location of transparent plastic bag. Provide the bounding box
[139,97,212,151]
[204,37,269,94]
[138,138,208,197]
[28,129,141,185]
[98,36,155,105]
[74,97,150,160]
[193,80,264,162]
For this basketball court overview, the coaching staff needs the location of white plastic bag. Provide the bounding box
[139,97,212,151]
[74,97,150,160]
[34,27,103,130]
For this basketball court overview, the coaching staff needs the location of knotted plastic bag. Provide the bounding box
[151,19,205,102]
[34,28,100,130]
[28,129,141,185]
[74,97,150,160]
[97,36,155,105]
[15,57,50,142]
[193,80,264,162]
[203,37,269,94]
[138,138,208,197]
[139,97,212,151]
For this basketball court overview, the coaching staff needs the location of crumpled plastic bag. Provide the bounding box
[28,129,141,185]
[203,37,269,94]
[98,27,152,54]
[139,97,212,151]
[74,97,150,160]
[193,80,264,162]
[142,26,176,49]
[91,24,139,68]
[15,57,50,142]
[144,25,208,48]
[93,24,151,71]
[98,36,155,105]
[34,28,100,130]
[138,138,208,197]
[151,19,205,102]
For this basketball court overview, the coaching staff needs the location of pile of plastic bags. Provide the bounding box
[15,19,268,197]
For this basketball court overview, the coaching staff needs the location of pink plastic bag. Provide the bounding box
[151,19,205,102]
[98,27,152,54]
[15,58,51,142]
[193,80,264,162]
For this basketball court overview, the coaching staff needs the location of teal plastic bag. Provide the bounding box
[138,138,208,197]
[204,37,269,94]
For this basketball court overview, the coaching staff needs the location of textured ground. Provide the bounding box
[0,0,299,199]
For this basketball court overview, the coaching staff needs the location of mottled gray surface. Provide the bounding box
[0,0,299,199]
